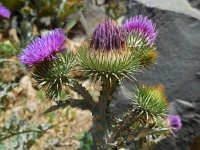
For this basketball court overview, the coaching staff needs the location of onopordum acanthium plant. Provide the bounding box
[18,16,182,149]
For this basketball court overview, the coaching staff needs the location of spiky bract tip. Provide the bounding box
[140,49,158,68]
[133,85,168,120]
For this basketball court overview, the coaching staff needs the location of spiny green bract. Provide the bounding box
[32,52,75,99]
[76,44,143,80]
[132,85,168,121]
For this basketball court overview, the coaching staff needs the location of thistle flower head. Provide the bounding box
[77,18,156,80]
[32,53,75,99]
[0,4,11,19]
[167,115,182,130]
[19,28,66,68]
[90,19,126,51]
[123,15,158,45]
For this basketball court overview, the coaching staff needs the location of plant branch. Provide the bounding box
[0,129,45,141]
[69,82,97,109]
[42,97,94,114]
[112,110,140,141]
[91,77,114,149]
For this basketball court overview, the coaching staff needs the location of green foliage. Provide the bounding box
[106,0,126,20]
[32,52,75,99]
[1,0,83,47]
[133,85,168,120]
[0,0,26,10]
[0,41,19,58]
[77,44,143,80]
[0,82,17,109]
[0,114,52,150]
[79,132,93,150]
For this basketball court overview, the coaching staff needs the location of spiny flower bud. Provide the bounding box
[133,85,168,118]
[0,4,11,19]
[19,28,66,68]
[123,15,158,46]
[90,19,126,51]
[167,115,182,130]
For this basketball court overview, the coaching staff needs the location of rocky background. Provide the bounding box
[1,0,199,149]
[113,0,200,149]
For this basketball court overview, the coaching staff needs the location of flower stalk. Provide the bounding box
[91,77,113,149]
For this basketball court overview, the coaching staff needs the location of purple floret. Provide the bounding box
[0,4,11,19]
[168,115,182,130]
[90,19,126,51]
[123,15,158,45]
[19,28,66,68]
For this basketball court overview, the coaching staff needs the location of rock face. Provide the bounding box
[134,0,200,20]
[111,0,200,149]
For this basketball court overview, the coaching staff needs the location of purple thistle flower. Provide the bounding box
[90,19,126,51]
[0,4,11,19]
[19,28,66,68]
[168,115,182,130]
[123,15,158,45]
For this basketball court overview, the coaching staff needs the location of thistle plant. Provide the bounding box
[18,16,182,149]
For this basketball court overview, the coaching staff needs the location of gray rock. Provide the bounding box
[80,0,106,36]
[188,0,200,10]
[169,99,195,119]
[134,0,200,20]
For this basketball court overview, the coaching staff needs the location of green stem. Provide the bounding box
[0,129,43,141]
[91,111,108,150]
[91,77,118,149]
[69,82,96,108]
[42,98,94,114]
